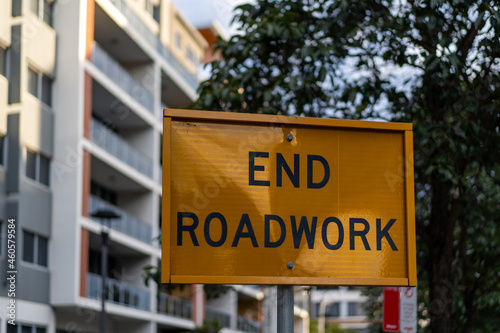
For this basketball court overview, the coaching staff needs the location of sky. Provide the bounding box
[171,0,252,36]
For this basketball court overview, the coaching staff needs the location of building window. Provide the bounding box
[25,149,51,186]
[22,230,48,267]
[348,302,365,317]
[29,0,54,26]
[153,3,160,23]
[187,46,198,66]
[26,150,37,180]
[175,31,182,49]
[316,302,340,318]
[42,0,54,26]
[41,74,52,106]
[8,323,47,333]
[39,154,50,185]
[0,46,7,77]
[27,67,38,96]
[0,135,5,166]
[27,66,53,107]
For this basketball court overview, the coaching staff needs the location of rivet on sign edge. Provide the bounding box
[286,134,293,142]
[287,262,294,269]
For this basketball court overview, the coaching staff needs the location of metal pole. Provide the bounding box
[277,285,294,333]
[101,230,109,333]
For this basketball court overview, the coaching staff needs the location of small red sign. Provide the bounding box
[383,287,400,332]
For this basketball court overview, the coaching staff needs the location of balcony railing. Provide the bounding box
[156,41,199,90]
[105,0,199,91]
[157,293,192,320]
[237,316,260,333]
[87,272,150,310]
[91,42,154,113]
[108,0,157,46]
[90,117,153,178]
[89,195,152,244]
[205,307,231,328]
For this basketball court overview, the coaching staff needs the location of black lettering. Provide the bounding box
[276,153,300,188]
[290,216,317,249]
[307,155,330,188]
[177,212,199,246]
[350,218,371,250]
[249,151,270,186]
[265,215,286,248]
[376,218,398,251]
[232,214,258,247]
[204,212,228,247]
[322,217,344,250]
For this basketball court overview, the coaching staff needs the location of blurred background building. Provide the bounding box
[0,0,369,332]
[0,0,266,331]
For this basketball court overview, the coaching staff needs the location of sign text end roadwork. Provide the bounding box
[162,109,416,286]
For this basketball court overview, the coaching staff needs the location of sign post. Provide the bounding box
[277,285,294,333]
[162,109,416,329]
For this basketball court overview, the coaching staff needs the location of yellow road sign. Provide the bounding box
[162,109,416,286]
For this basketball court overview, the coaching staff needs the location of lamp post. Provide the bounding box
[91,209,120,333]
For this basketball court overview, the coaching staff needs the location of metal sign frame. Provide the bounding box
[162,109,416,286]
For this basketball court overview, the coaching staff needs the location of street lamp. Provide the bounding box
[91,209,120,333]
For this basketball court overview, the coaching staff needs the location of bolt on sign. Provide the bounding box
[162,109,416,286]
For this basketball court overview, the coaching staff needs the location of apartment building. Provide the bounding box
[0,0,263,332]
[311,287,370,333]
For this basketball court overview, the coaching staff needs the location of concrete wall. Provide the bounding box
[24,11,57,76]
[0,0,11,46]
[18,263,51,303]
[21,95,54,156]
[19,179,52,236]
[49,0,86,306]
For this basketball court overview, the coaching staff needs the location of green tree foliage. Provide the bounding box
[194,1,500,332]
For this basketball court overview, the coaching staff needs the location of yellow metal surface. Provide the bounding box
[162,109,416,286]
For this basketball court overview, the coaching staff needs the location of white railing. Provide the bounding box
[157,293,192,319]
[90,117,153,178]
[89,195,152,244]
[91,42,155,112]
[156,41,199,90]
[87,272,150,310]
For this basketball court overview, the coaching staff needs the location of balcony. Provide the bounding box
[157,293,192,320]
[104,0,199,91]
[156,41,199,91]
[89,195,152,244]
[237,316,260,333]
[90,117,153,178]
[91,42,154,113]
[205,307,231,328]
[107,0,157,46]
[87,272,150,310]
